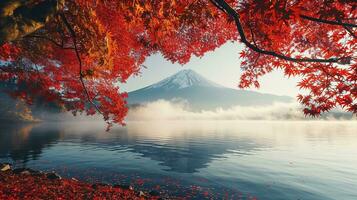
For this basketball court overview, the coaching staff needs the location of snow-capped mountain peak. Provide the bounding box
[145,69,221,90]
[127,69,293,110]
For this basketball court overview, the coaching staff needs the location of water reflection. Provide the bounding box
[0,121,268,173]
[0,121,357,200]
[0,123,62,166]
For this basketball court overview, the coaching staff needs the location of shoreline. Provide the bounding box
[0,163,164,199]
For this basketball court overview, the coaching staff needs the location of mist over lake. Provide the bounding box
[1,121,356,199]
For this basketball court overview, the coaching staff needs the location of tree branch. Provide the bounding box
[209,0,226,14]
[300,15,357,28]
[23,35,75,49]
[336,19,357,39]
[0,0,64,44]
[343,25,357,39]
[210,0,351,64]
[59,13,103,115]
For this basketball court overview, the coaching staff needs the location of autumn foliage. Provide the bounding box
[0,0,356,126]
[0,170,160,200]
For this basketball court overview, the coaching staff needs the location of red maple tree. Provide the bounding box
[0,0,356,127]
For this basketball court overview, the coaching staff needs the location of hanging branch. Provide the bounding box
[23,35,75,49]
[300,15,357,28]
[59,13,103,114]
[210,0,353,64]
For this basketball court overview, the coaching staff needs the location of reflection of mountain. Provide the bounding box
[124,136,260,173]
[0,123,62,166]
[69,123,269,173]
[61,122,268,173]
[127,70,292,110]
[0,122,266,173]
[105,129,263,173]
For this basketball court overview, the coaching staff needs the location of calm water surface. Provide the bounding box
[0,121,357,199]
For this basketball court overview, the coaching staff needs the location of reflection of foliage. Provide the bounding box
[0,123,61,166]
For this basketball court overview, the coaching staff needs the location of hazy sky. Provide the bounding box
[120,42,301,97]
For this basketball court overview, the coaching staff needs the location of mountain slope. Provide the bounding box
[127,69,293,110]
[141,69,222,90]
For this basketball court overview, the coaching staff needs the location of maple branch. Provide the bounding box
[210,0,349,64]
[346,29,357,39]
[60,13,103,115]
[342,25,357,39]
[300,15,357,28]
[336,19,357,39]
[209,0,226,13]
[247,17,258,47]
[23,35,75,49]
[301,15,357,38]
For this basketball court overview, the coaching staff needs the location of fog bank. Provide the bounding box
[126,100,354,121]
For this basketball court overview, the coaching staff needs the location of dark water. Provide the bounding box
[0,121,357,199]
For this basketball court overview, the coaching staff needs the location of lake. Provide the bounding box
[0,121,356,199]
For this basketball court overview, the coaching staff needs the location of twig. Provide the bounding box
[24,35,75,49]
[59,13,102,114]
[300,15,357,28]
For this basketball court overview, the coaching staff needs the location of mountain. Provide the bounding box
[127,69,293,110]
[141,69,222,90]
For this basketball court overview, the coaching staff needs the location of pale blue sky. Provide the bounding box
[120,42,301,97]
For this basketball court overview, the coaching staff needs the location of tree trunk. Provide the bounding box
[0,0,64,44]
